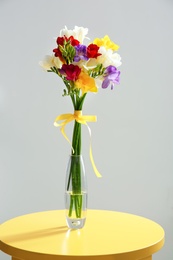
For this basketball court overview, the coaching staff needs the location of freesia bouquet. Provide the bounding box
[40,26,121,224]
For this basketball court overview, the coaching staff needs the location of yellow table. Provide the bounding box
[0,210,164,260]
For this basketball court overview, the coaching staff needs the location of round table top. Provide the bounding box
[0,209,164,260]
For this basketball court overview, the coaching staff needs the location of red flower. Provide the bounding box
[68,36,80,46]
[56,36,65,46]
[53,47,65,63]
[56,36,79,46]
[53,47,61,57]
[54,36,79,62]
[61,64,81,81]
[87,44,101,58]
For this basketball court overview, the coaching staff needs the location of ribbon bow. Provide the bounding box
[54,110,102,178]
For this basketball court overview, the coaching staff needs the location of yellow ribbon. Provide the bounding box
[54,110,102,178]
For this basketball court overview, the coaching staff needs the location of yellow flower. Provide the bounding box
[75,72,98,94]
[93,35,119,51]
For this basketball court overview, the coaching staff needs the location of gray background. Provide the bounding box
[0,0,173,259]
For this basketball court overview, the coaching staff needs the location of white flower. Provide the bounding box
[85,47,122,70]
[97,47,122,68]
[94,77,103,88]
[60,26,89,43]
[73,59,88,69]
[84,59,98,70]
[39,55,62,70]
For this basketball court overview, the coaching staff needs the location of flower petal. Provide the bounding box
[102,78,109,89]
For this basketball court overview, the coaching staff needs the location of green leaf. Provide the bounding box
[89,64,105,78]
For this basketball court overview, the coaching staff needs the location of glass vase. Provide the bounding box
[65,154,87,229]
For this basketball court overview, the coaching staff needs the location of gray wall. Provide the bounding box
[0,0,173,259]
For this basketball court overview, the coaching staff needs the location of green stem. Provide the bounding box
[67,92,87,218]
[66,121,81,191]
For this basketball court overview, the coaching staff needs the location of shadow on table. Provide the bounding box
[2,226,69,243]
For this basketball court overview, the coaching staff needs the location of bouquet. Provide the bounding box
[40,26,121,224]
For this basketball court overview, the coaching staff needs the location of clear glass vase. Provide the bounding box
[65,154,87,229]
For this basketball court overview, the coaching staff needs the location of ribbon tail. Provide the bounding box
[60,123,74,154]
[54,114,73,127]
[89,145,102,178]
[82,115,97,122]
[54,115,75,154]
[86,124,102,178]
[54,111,100,176]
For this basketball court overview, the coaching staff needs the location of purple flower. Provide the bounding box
[74,44,89,62]
[102,65,120,90]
